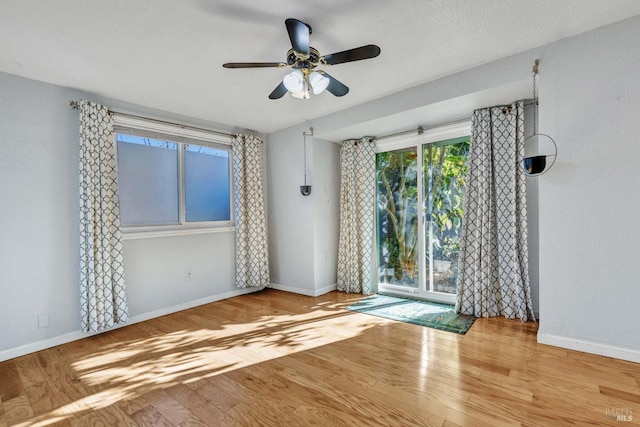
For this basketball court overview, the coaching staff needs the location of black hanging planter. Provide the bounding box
[523,155,547,175]
[300,185,312,196]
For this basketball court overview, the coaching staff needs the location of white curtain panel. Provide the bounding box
[456,101,535,321]
[337,137,376,294]
[232,134,270,288]
[79,100,128,333]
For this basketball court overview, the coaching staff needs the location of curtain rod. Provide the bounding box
[482,98,538,111]
[372,98,537,143]
[376,126,424,142]
[471,98,538,117]
[69,100,235,138]
[376,117,472,143]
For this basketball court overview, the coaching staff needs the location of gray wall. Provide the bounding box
[266,125,341,296]
[0,73,82,354]
[266,123,316,293]
[0,72,258,359]
[536,16,640,357]
[312,138,341,293]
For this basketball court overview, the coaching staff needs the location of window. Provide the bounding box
[117,135,180,226]
[114,115,232,234]
[376,122,470,303]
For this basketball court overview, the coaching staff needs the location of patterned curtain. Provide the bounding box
[232,134,270,288]
[456,101,535,321]
[79,100,128,333]
[337,137,376,294]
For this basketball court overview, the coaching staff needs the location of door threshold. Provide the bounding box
[377,284,456,305]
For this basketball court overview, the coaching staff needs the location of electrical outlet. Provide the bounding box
[38,314,50,328]
[186,271,192,281]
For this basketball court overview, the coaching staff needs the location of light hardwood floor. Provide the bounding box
[1,289,638,426]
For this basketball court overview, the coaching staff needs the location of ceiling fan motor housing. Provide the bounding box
[287,47,320,69]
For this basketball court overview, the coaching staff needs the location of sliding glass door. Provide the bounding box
[424,138,469,295]
[376,123,470,302]
[376,147,419,288]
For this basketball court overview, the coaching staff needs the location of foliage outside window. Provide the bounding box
[377,137,470,294]
[425,138,470,293]
[377,148,419,287]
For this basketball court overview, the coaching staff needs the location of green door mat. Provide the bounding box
[346,294,475,334]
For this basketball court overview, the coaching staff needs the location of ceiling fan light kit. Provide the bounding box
[309,71,329,95]
[223,18,381,100]
[283,70,305,93]
[284,70,329,99]
[290,82,310,99]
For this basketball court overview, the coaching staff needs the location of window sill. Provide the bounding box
[122,225,235,240]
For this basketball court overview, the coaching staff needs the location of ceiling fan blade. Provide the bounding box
[320,72,349,97]
[322,45,381,66]
[268,81,288,99]
[285,18,311,55]
[223,62,286,68]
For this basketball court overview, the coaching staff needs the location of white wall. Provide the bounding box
[312,138,341,293]
[266,125,341,296]
[0,72,259,361]
[536,16,640,360]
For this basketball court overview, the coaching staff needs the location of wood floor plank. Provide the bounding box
[130,405,172,427]
[141,388,191,426]
[209,375,304,426]
[0,289,638,426]
[176,415,211,427]
[227,401,301,426]
[265,357,446,427]
[93,404,140,427]
[3,394,34,425]
[116,393,151,416]
[71,409,124,427]
[14,351,69,417]
[211,364,375,426]
[599,385,640,404]
[164,383,236,426]
[0,397,7,427]
[13,353,47,386]
[0,361,24,402]
[191,381,240,413]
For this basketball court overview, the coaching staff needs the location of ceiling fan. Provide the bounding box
[223,18,381,100]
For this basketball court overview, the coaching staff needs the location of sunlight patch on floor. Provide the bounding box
[17,308,381,424]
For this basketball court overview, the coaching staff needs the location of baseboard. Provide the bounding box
[537,332,640,363]
[0,287,262,363]
[0,330,88,364]
[315,283,338,296]
[126,287,262,325]
[270,283,337,297]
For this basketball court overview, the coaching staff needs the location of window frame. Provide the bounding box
[375,120,471,304]
[113,114,234,239]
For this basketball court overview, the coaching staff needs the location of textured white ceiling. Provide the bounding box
[1,0,639,134]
